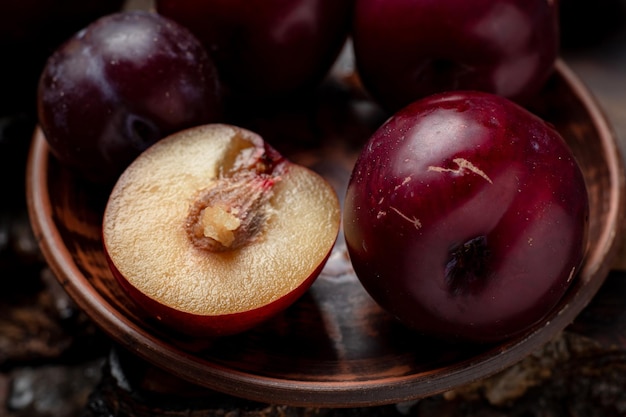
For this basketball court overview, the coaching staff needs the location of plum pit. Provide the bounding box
[185,133,282,252]
[186,173,279,252]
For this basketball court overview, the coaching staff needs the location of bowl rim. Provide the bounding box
[25,58,626,407]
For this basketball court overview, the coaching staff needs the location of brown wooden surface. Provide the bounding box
[2,1,626,416]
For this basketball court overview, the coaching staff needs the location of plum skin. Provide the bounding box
[343,91,589,343]
[155,0,354,103]
[352,0,559,112]
[37,10,222,184]
[105,249,328,337]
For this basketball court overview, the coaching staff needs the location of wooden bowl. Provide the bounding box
[26,59,625,407]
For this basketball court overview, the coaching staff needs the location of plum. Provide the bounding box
[352,0,559,112]
[103,124,341,336]
[37,11,222,184]
[343,91,589,343]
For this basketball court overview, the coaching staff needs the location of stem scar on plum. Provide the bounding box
[445,236,492,296]
[185,133,282,252]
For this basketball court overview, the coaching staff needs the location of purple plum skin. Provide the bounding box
[343,91,589,343]
[37,11,222,184]
[352,0,560,112]
[155,0,354,103]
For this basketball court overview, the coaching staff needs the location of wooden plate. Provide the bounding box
[26,60,625,407]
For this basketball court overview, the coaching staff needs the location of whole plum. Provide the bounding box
[38,11,222,183]
[352,0,559,112]
[155,0,354,105]
[344,91,589,343]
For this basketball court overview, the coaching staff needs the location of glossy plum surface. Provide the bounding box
[37,11,222,184]
[155,0,354,105]
[343,91,589,343]
[352,0,559,112]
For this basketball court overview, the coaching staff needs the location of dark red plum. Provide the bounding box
[155,0,354,104]
[352,0,559,112]
[37,11,222,184]
[343,91,589,343]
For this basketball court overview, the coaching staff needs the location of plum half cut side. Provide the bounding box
[102,123,341,337]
